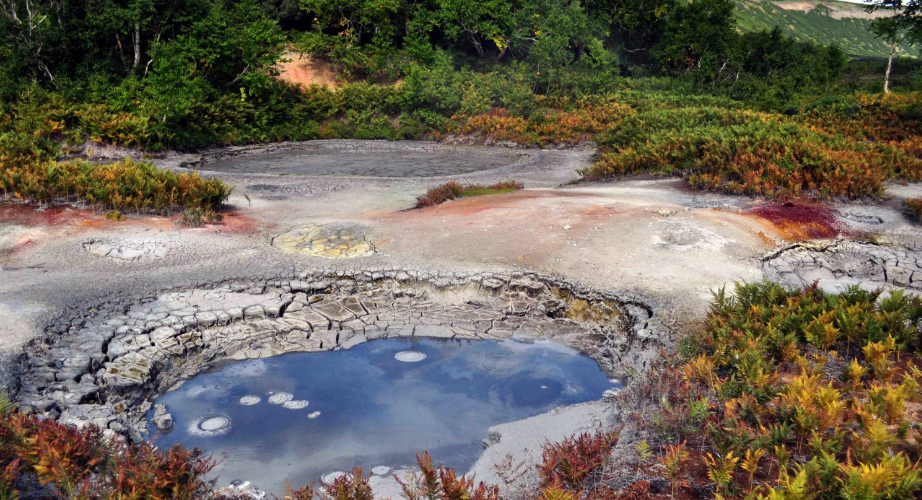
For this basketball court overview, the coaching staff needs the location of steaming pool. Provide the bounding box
[147,337,618,493]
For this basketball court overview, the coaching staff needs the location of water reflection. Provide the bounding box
[147,337,618,494]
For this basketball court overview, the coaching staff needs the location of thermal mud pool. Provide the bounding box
[146,337,619,493]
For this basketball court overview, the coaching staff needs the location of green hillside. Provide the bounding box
[735,0,918,58]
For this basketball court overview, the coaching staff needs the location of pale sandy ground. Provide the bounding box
[1,141,920,495]
[3,141,920,380]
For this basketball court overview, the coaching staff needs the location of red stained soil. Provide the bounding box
[747,202,843,241]
[0,204,262,234]
[0,204,102,226]
[208,211,263,234]
[395,190,593,219]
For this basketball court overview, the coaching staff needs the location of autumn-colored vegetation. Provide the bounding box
[0,132,231,213]
[617,281,922,499]
[415,181,524,208]
[0,408,218,499]
[449,92,922,199]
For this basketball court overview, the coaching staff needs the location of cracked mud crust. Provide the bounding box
[15,269,665,445]
[762,239,922,294]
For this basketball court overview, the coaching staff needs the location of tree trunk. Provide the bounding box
[496,45,508,61]
[469,33,484,57]
[884,42,896,94]
[132,22,141,71]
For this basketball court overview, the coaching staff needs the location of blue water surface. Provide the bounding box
[147,337,616,493]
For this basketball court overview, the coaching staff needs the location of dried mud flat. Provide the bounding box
[2,139,922,497]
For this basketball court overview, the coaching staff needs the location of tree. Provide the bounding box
[653,0,737,78]
[0,0,66,86]
[869,16,920,93]
[583,0,675,65]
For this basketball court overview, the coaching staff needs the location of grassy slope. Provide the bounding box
[735,0,919,58]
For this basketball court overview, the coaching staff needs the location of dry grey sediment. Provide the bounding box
[179,140,590,195]
[763,239,922,293]
[14,269,665,444]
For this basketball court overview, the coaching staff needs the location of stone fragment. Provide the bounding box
[153,404,174,431]
[149,327,177,344]
[312,302,355,322]
[244,306,266,320]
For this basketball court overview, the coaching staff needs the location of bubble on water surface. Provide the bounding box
[395,351,426,362]
[371,466,391,476]
[268,392,293,404]
[308,411,321,419]
[238,395,261,405]
[189,416,231,436]
[283,400,309,409]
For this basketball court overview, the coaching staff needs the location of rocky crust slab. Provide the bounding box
[273,223,376,258]
[763,239,922,293]
[14,270,665,443]
[84,238,173,261]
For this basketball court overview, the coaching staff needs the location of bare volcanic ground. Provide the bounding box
[2,139,922,497]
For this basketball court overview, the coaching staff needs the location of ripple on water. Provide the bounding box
[394,351,426,362]
[283,400,309,409]
[189,416,232,436]
[268,392,293,404]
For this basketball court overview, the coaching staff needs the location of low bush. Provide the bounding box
[578,104,922,199]
[537,429,619,491]
[414,181,524,208]
[0,132,231,212]
[177,208,224,227]
[618,281,922,499]
[908,198,922,223]
[0,409,217,499]
[397,452,500,500]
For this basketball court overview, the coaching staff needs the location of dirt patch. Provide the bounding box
[0,205,102,227]
[0,204,261,239]
[400,190,593,218]
[277,52,341,88]
[747,202,843,240]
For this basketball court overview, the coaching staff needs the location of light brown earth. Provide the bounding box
[277,52,341,88]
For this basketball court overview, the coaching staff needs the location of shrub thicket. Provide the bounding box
[618,281,922,499]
